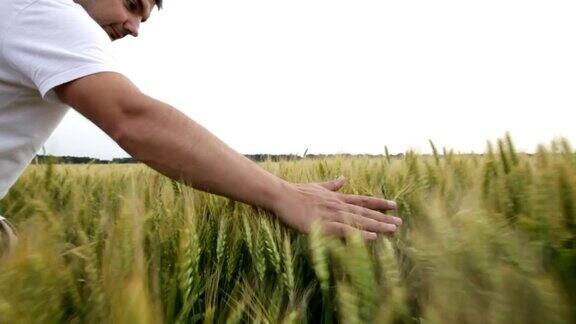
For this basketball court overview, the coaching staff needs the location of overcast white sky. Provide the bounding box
[44,0,576,159]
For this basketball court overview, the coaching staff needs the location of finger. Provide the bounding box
[322,221,378,241]
[340,194,397,212]
[333,211,398,234]
[315,176,346,192]
[342,203,403,226]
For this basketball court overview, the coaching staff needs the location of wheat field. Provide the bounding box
[0,134,574,323]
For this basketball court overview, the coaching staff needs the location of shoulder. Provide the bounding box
[1,0,118,100]
[1,0,82,28]
[2,0,109,48]
[10,0,107,38]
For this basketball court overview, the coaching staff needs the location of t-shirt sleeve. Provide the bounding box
[2,0,120,103]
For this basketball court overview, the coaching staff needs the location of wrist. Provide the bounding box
[263,177,295,213]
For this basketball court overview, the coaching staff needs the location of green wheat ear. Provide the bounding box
[332,231,377,322]
[429,139,440,166]
[281,235,295,302]
[498,138,511,175]
[241,214,254,256]
[253,228,267,281]
[216,216,229,264]
[309,221,331,294]
[176,224,193,305]
[336,281,361,324]
[505,132,519,167]
[260,217,281,275]
[374,238,409,322]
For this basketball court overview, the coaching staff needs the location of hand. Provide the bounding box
[270,176,402,241]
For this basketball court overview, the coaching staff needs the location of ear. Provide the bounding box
[316,175,346,192]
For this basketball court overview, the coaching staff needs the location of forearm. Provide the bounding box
[114,96,290,211]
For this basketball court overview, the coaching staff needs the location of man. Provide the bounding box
[0,0,402,258]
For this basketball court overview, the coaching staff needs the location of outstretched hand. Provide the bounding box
[270,176,402,241]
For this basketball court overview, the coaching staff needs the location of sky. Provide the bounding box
[44,0,576,159]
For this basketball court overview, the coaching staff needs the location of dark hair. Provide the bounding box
[156,0,163,10]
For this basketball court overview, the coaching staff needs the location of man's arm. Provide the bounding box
[55,72,286,211]
[55,72,402,239]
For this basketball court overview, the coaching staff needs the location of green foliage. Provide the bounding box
[0,135,574,323]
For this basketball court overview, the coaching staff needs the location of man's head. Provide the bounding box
[75,0,162,41]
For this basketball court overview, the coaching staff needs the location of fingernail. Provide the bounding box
[383,224,397,232]
[390,201,397,209]
[393,217,402,225]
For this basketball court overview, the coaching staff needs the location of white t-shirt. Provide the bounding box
[0,0,119,199]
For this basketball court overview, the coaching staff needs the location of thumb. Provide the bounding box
[317,175,346,192]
